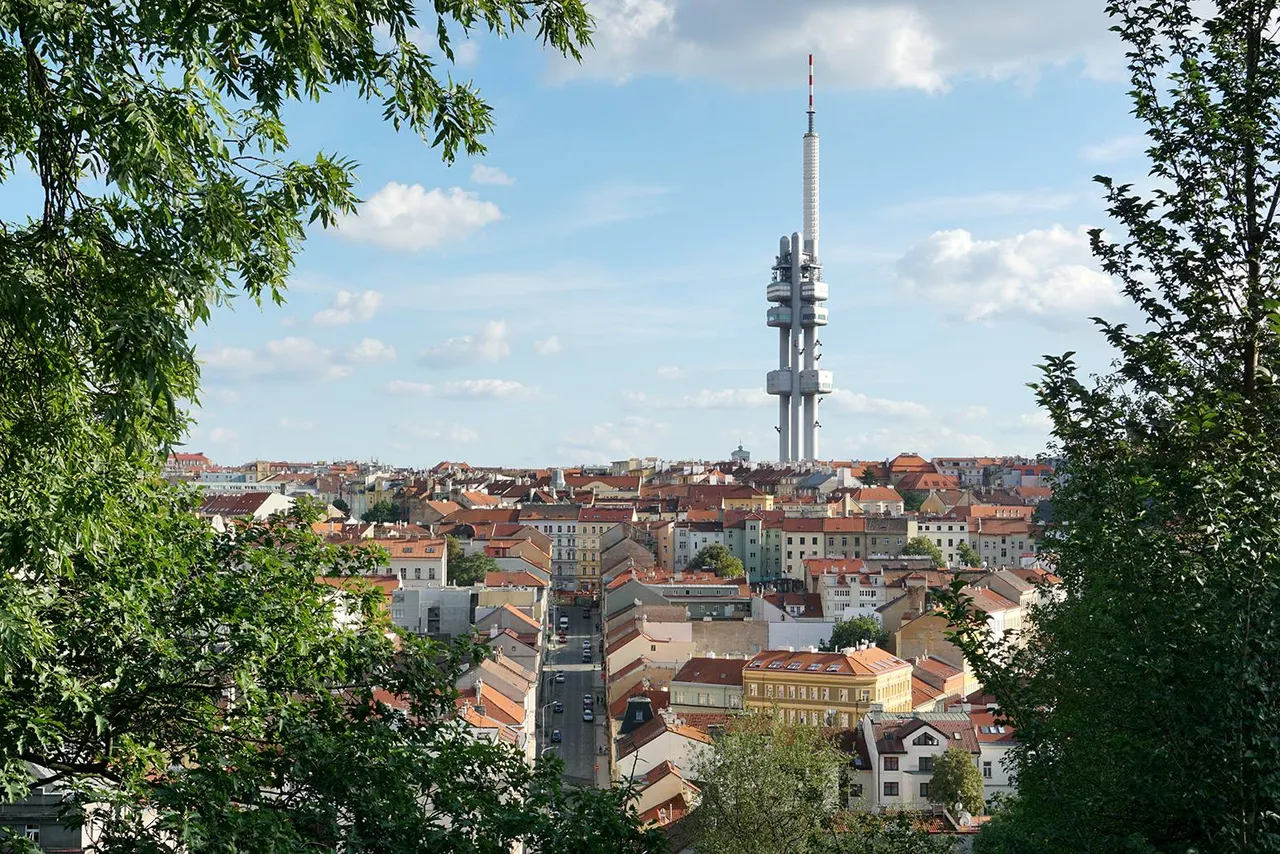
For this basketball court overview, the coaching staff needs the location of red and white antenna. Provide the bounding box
[807,53,815,130]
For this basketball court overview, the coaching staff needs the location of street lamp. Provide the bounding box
[539,700,557,741]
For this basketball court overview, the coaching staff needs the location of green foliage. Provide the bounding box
[448,535,499,587]
[822,616,890,652]
[938,3,1280,851]
[691,715,950,854]
[928,748,985,816]
[362,499,404,523]
[691,715,844,854]
[0,1,664,849]
[901,491,927,513]
[331,497,350,515]
[690,543,745,578]
[955,541,981,568]
[900,535,945,568]
[816,812,956,854]
[859,467,881,486]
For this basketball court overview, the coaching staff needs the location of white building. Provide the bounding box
[850,709,982,811]
[916,518,972,567]
[671,521,727,571]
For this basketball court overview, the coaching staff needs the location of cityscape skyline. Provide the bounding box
[43,1,1139,467]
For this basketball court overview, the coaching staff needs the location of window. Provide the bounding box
[413,568,421,579]
[730,695,741,708]
[428,568,436,580]
[883,756,898,771]
[651,645,657,651]
[948,539,954,547]
[859,689,870,702]
[840,712,849,727]
[392,608,405,620]
[828,537,834,546]
[789,685,796,698]
[983,761,993,779]
[883,781,899,797]
[913,733,938,746]
[822,687,830,701]
[765,684,772,698]
[850,783,863,799]
[871,537,878,546]
[787,551,793,559]
[787,536,794,544]
[936,538,942,546]
[798,686,807,700]
[918,756,934,772]
[799,711,807,724]
[919,782,931,798]
[839,689,849,702]
[749,683,758,697]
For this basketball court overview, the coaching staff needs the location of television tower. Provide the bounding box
[766,54,833,462]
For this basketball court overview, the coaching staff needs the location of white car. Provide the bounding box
[583,710,594,723]
[554,671,565,683]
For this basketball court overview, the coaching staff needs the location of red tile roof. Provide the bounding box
[671,657,748,687]
[746,647,910,678]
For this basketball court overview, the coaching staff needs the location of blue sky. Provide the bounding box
[179,0,1151,467]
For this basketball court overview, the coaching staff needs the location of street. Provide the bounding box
[539,597,605,786]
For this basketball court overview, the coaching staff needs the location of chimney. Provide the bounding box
[869,702,884,724]
[489,625,500,639]
[474,680,486,718]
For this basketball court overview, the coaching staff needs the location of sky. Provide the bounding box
[90,2,1165,466]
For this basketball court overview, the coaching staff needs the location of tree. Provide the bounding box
[938,3,1280,851]
[332,497,350,515]
[0,1,665,849]
[859,467,881,486]
[362,499,402,523]
[900,536,945,568]
[690,543,745,578]
[447,535,498,586]
[901,491,927,513]
[822,616,890,652]
[928,748,985,816]
[955,541,981,568]
[690,715,950,854]
[691,715,843,854]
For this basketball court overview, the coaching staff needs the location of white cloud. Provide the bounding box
[895,225,1122,326]
[885,189,1080,220]
[346,337,397,363]
[408,422,481,443]
[1017,411,1052,429]
[1081,134,1146,163]
[441,379,536,400]
[572,183,670,228]
[202,337,352,383]
[558,416,669,462]
[210,427,238,443]
[827,390,930,419]
[958,405,989,421]
[279,417,315,431]
[533,335,563,356]
[454,40,480,67]
[313,290,383,326]
[656,366,684,380]
[337,182,501,251]
[471,164,515,185]
[554,0,1118,92]
[387,380,435,396]
[623,388,771,410]
[419,320,511,367]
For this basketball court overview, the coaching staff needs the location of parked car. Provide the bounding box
[550,730,562,743]
[582,710,594,723]
[553,701,564,713]
[582,651,592,663]
[554,671,565,683]
[583,694,593,708]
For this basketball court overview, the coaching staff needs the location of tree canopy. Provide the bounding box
[690,543,745,578]
[447,535,499,586]
[955,541,981,568]
[928,748,985,816]
[822,616,890,652]
[940,2,1280,851]
[900,536,946,568]
[362,499,404,523]
[0,1,664,850]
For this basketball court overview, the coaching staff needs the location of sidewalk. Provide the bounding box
[593,658,612,788]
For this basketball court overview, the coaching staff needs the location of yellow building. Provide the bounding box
[722,487,775,513]
[576,507,635,593]
[743,647,913,729]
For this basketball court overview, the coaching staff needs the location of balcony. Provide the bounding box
[766,281,792,302]
[767,306,792,328]
[801,280,829,302]
[766,370,793,395]
[799,369,834,394]
[800,305,829,327]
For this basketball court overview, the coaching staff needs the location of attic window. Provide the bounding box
[825,664,841,672]
[952,732,962,740]
[786,662,803,670]
[748,661,762,668]
[912,733,938,746]
[767,662,783,669]
[980,725,1007,734]
[402,547,413,554]
[806,663,822,671]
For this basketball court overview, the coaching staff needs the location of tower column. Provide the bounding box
[790,232,802,462]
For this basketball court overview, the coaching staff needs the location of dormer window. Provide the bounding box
[912,733,939,747]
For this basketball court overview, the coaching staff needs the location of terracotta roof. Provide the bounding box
[615,715,712,760]
[639,792,696,828]
[609,686,671,719]
[850,486,903,502]
[912,677,943,708]
[871,715,980,755]
[746,647,911,678]
[896,472,961,492]
[457,705,520,744]
[443,508,522,526]
[371,537,445,559]
[963,586,1019,613]
[821,517,867,533]
[887,453,934,473]
[489,603,541,632]
[424,500,462,515]
[678,712,731,734]
[455,682,524,726]
[914,656,962,680]
[197,492,281,516]
[580,507,636,522]
[671,657,748,687]
[806,558,866,577]
[607,656,655,686]
[780,517,825,532]
[971,709,1017,744]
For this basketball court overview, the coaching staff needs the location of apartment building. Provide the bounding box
[743,646,913,730]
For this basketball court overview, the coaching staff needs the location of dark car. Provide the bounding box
[583,694,593,708]
[550,730,562,743]
[553,700,564,713]
[582,651,592,663]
